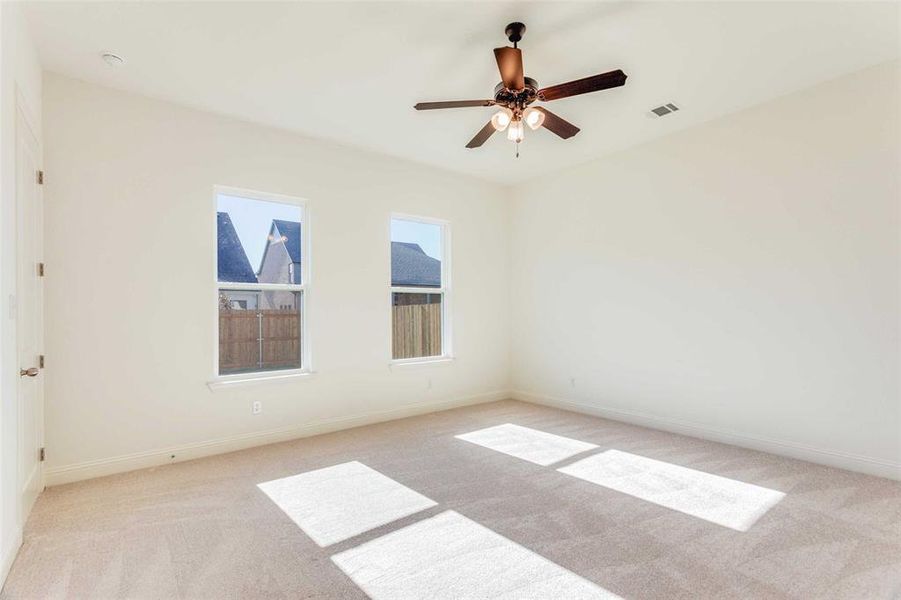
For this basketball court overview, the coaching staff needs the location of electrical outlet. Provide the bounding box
[252,401,262,415]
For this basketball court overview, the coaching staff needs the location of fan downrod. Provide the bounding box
[505,22,526,47]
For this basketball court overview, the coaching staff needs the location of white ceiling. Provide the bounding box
[22,1,900,185]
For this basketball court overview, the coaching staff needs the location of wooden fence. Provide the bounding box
[219,309,301,373]
[392,303,442,360]
[220,303,441,371]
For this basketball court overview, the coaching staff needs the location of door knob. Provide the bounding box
[19,367,38,377]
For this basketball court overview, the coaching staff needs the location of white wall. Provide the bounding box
[42,74,510,485]
[40,60,901,487]
[510,61,900,479]
[0,0,42,582]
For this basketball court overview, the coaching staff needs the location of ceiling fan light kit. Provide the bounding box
[414,22,627,156]
[491,107,513,131]
[506,119,524,143]
[522,107,545,130]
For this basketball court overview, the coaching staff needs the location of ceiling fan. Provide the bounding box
[414,22,627,154]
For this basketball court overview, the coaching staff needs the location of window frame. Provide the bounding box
[388,213,452,365]
[212,185,312,384]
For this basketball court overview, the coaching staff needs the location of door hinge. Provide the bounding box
[36,170,44,185]
[39,447,45,462]
[39,355,45,369]
[38,263,44,277]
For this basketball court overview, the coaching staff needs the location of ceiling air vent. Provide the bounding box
[650,103,680,117]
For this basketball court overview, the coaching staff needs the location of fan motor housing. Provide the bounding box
[493,77,540,109]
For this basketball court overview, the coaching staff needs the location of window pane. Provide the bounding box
[217,193,302,284]
[391,218,441,288]
[219,290,302,374]
[392,292,442,359]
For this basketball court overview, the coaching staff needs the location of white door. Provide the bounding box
[16,106,44,516]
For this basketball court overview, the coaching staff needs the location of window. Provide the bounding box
[390,216,449,361]
[215,188,308,377]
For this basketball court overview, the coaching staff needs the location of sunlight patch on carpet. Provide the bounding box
[455,423,599,466]
[558,449,785,531]
[257,461,437,546]
[331,510,621,599]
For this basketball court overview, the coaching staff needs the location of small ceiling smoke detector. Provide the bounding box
[101,52,125,67]
[650,103,680,117]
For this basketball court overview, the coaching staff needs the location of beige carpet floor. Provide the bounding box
[2,399,900,599]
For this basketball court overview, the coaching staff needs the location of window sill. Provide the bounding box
[207,370,315,391]
[390,357,455,369]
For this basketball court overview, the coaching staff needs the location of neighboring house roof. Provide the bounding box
[392,242,441,287]
[257,220,302,283]
[217,212,257,283]
[224,216,437,287]
[272,220,301,263]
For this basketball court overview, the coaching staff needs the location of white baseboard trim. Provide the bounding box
[0,528,23,590]
[45,390,509,487]
[513,390,900,481]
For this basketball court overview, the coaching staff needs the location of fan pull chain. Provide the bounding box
[515,141,520,158]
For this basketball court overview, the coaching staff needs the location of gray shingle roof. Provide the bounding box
[392,242,441,287]
[217,212,257,283]
[220,215,438,287]
[272,220,301,263]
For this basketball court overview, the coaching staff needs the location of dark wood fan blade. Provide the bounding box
[466,121,496,148]
[494,47,525,91]
[534,107,580,139]
[414,100,494,110]
[538,69,627,102]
